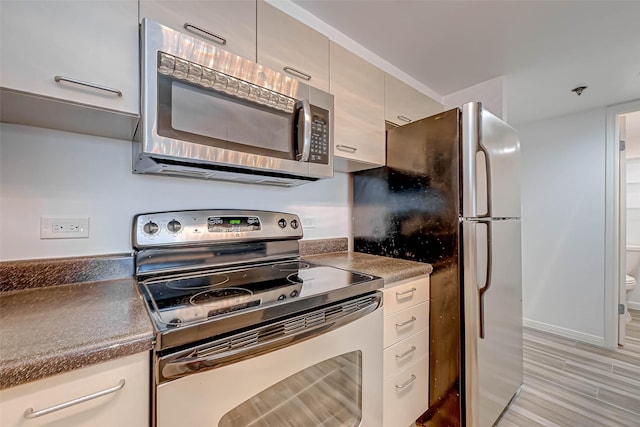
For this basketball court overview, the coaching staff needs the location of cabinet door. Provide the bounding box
[330,42,385,172]
[140,0,256,61]
[0,353,149,427]
[0,0,138,115]
[257,1,329,91]
[385,74,444,126]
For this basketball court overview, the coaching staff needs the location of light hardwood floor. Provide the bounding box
[496,309,640,426]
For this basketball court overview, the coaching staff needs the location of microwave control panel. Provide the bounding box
[309,106,329,164]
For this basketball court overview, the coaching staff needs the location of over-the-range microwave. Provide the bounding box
[133,19,334,187]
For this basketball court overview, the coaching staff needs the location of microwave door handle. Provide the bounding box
[296,99,312,162]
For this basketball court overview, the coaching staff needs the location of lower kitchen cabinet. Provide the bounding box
[0,352,149,427]
[384,354,429,427]
[382,276,430,427]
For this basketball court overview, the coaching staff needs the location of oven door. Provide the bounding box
[155,299,383,427]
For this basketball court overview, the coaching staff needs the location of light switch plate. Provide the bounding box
[41,217,90,239]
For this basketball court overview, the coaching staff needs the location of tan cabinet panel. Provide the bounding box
[385,73,444,126]
[1,0,139,115]
[330,42,385,172]
[140,0,257,61]
[257,1,329,91]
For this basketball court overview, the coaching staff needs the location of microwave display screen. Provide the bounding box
[207,216,261,233]
[170,81,293,155]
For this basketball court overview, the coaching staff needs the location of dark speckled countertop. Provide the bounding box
[304,251,432,285]
[0,239,431,390]
[0,256,154,390]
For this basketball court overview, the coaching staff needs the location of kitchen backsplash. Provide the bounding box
[0,123,352,261]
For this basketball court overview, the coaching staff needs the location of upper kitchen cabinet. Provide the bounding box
[385,74,444,126]
[0,0,139,140]
[330,42,385,172]
[257,1,329,92]
[139,0,257,61]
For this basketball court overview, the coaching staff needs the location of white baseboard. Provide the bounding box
[523,318,604,346]
[628,301,640,310]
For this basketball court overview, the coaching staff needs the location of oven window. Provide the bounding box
[218,351,363,427]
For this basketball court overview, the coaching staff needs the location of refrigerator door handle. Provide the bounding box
[478,139,493,219]
[462,102,492,218]
[477,220,493,339]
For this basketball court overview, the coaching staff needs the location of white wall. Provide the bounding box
[519,107,606,344]
[0,124,351,261]
[442,76,505,120]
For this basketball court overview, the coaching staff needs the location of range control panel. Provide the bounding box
[133,209,302,248]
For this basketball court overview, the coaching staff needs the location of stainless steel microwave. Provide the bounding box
[133,19,334,187]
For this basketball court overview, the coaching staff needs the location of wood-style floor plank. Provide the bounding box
[496,309,640,427]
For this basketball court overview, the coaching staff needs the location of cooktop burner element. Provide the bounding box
[273,261,310,271]
[133,209,383,351]
[166,274,230,290]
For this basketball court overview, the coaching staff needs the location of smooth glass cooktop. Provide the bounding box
[139,261,376,329]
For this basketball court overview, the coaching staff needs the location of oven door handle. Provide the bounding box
[159,293,382,382]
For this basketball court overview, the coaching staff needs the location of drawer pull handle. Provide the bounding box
[397,115,412,123]
[395,374,417,389]
[395,345,417,359]
[283,66,312,81]
[23,379,126,419]
[395,316,416,327]
[336,144,357,153]
[396,287,417,298]
[184,23,227,45]
[54,76,122,97]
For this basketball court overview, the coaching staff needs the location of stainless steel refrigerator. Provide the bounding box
[353,102,523,427]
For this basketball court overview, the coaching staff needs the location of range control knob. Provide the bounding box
[143,221,159,235]
[278,294,287,301]
[290,219,299,229]
[278,218,287,228]
[167,219,182,233]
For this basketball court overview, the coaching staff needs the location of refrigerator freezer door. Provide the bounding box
[462,102,521,219]
[462,219,523,427]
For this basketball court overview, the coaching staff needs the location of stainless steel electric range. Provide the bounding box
[134,209,385,426]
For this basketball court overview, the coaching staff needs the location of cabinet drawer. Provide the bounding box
[0,353,149,427]
[383,355,429,427]
[383,301,429,348]
[383,329,429,381]
[383,276,429,316]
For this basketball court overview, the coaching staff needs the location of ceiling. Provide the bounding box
[291,0,640,125]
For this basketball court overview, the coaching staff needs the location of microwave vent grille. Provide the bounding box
[135,156,315,187]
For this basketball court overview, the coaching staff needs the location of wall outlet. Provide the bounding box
[41,217,90,239]
[301,216,316,229]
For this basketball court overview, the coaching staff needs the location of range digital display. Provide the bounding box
[207,216,261,232]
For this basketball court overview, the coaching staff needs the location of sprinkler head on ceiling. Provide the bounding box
[571,86,588,96]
